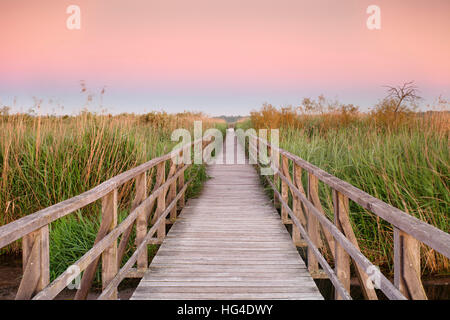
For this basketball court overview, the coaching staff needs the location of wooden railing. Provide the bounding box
[246,134,450,300]
[0,135,214,300]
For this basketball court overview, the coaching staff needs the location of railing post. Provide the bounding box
[394,228,427,300]
[292,164,307,246]
[273,146,280,198]
[307,173,319,274]
[307,173,334,258]
[135,172,148,272]
[156,162,166,240]
[333,192,378,300]
[169,162,178,222]
[101,189,118,300]
[333,190,350,300]
[267,145,278,207]
[16,226,49,299]
[75,188,119,300]
[281,156,290,224]
[178,149,186,209]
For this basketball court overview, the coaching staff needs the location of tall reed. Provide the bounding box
[239,101,449,275]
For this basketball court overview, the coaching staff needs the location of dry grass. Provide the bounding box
[0,111,226,254]
[240,96,449,275]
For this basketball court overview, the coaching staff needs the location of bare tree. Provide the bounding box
[383,81,421,114]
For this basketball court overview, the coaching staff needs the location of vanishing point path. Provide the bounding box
[131,130,323,300]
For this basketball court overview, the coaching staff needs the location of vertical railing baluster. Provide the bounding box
[281,156,290,224]
[135,172,148,272]
[178,149,186,209]
[394,228,427,300]
[292,164,307,246]
[156,162,166,240]
[307,173,320,274]
[169,162,178,222]
[101,189,118,300]
[333,190,351,299]
[16,226,49,299]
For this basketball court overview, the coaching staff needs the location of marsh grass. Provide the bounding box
[0,111,225,251]
[238,103,449,275]
[0,110,224,286]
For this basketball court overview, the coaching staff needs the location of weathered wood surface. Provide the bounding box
[0,137,207,250]
[131,131,323,300]
[255,136,450,258]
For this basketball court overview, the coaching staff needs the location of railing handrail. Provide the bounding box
[32,163,190,300]
[0,136,208,249]
[1,134,214,300]
[252,135,450,259]
[263,161,406,300]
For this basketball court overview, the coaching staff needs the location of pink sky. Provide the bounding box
[1,0,449,115]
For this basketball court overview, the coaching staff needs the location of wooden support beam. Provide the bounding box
[117,169,154,266]
[307,173,320,273]
[394,228,427,300]
[155,162,166,240]
[267,145,278,207]
[333,190,351,300]
[149,163,166,225]
[134,172,148,272]
[292,164,307,246]
[75,189,117,300]
[126,268,146,279]
[281,156,290,224]
[307,175,337,260]
[168,162,178,222]
[16,226,49,299]
[101,189,118,300]
[177,149,186,209]
[334,193,378,300]
[273,146,280,196]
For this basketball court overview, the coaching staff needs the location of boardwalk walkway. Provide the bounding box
[131,130,323,300]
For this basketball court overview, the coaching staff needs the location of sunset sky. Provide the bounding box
[1,0,449,116]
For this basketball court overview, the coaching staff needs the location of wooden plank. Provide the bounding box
[134,172,148,272]
[166,162,178,222]
[292,164,306,246]
[394,228,427,300]
[126,268,146,278]
[15,227,48,300]
[307,173,320,273]
[308,174,336,260]
[177,162,185,208]
[333,190,351,300]
[281,156,290,223]
[101,189,118,300]
[134,286,319,293]
[74,189,117,300]
[118,169,153,266]
[334,191,378,300]
[132,292,322,300]
[155,162,166,240]
[131,131,323,300]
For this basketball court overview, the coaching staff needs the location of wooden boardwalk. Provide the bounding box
[2,129,448,300]
[131,131,323,300]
